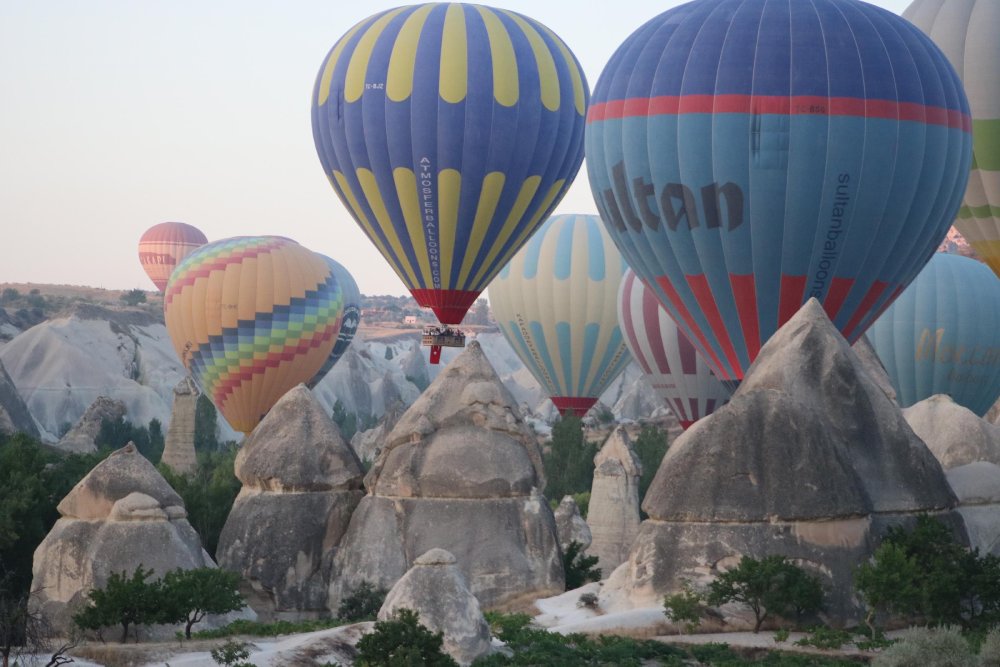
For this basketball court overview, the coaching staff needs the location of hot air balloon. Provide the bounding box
[868,253,1000,417]
[138,222,208,291]
[586,0,973,387]
[618,269,730,429]
[311,2,589,356]
[308,256,362,388]
[163,236,345,434]
[904,0,1000,278]
[489,214,630,416]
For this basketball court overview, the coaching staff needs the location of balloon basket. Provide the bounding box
[422,327,466,365]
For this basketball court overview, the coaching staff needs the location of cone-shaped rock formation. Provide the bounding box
[904,394,1000,469]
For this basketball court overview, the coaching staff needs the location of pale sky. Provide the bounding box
[1,0,912,296]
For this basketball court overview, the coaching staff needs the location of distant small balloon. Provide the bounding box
[618,269,730,429]
[868,253,1000,417]
[138,222,208,292]
[163,236,345,434]
[489,214,630,417]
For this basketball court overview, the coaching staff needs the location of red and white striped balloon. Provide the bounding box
[618,269,731,429]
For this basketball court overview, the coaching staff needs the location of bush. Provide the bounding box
[336,580,388,622]
[664,582,703,634]
[774,628,790,643]
[161,568,244,639]
[794,626,852,650]
[211,639,254,667]
[120,289,147,307]
[562,541,601,590]
[191,617,341,639]
[872,625,976,667]
[577,592,598,609]
[707,556,823,633]
[355,608,457,666]
[571,492,590,519]
[978,627,1000,665]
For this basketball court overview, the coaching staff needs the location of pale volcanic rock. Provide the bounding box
[587,427,642,577]
[378,549,492,666]
[217,384,364,619]
[330,341,563,610]
[904,394,1000,469]
[0,358,39,437]
[947,462,1000,556]
[30,443,213,635]
[57,395,126,454]
[554,496,592,553]
[851,334,898,404]
[601,299,960,626]
[160,376,199,475]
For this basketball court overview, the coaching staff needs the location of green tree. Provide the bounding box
[210,639,254,667]
[706,556,823,633]
[194,394,220,452]
[337,580,388,622]
[563,541,601,590]
[159,446,241,558]
[332,399,358,441]
[632,425,669,510]
[120,289,147,307]
[543,414,596,501]
[355,608,457,667]
[664,582,704,634]
[0,289,18,306]
[161,568,244,639]
[73,566,164,643]
[0,435,49,596]
[855,542,922,633]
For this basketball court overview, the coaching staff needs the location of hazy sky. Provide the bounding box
[1,0,912,296]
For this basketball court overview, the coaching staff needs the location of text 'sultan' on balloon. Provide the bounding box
[868,253,1000,417]
[163,237,345,434]
[138,222,208,292]
[489,214,631,417]
[586,0,973,385]
[905,0,1000,278]
[308,255,362,388]
[312,3,588,325]
[618,269,730,429]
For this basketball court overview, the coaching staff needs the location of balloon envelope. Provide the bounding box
[312,2,588,324]
[489,213,630,416]
[586,0,973,384]
[868,253,1000,416]
[308,256,362,388]
[163,236,345,434]
[138,222,208,292]
[904,0,1000,278]
[618,269,730,429]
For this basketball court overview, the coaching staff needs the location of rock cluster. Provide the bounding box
[217,385,364,619]
[587,427,642,577]
[57,396,126,454]
[31,443,213,634]
[329,341,563,609]
[160,376,199,475]
[947,462,1000,556]
[904,394,1000,469]
[0,358,38,437]
[553,496,592,553]
[378,549,492,666]
[600,300,961,625]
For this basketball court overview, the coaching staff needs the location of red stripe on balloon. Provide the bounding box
[164,239,287,305]
[641,285,672,375]
[588,95,972,132]
[843,280,890,341]
[654,276,729,379]
[686,274,741,378]
[823,277,855,321]
[677,327,698,375]
[778,275,807,327]
[620,275,654,375]
[729,273,760,361]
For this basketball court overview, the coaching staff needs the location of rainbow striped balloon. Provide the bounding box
[164,237,345,434]
[312,3,588,325]
[489,214,630,417]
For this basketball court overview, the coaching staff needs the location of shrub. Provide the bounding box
[706,556,823,633]
[355,608,457,666]
[794,626,852,650]
[978,627,1000,665]
[571,492,590,519]
[562,541,601,590]
[577,592,598,609]
[120,289,147,307]
[191,617,341,639]
[774,628,790,643]
[663,581,703,634]
[211,639,254,667]
[871,625,976,667]
[336,580,388,622]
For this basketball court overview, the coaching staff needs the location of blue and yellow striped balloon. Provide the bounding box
[489,214,631,416]
[312,3,588,324]
[308,255,362,388]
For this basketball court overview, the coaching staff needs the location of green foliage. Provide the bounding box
[190,617,342,639]
[331,399,377,442]
[161,568,244,639]
[195,394,221,453]
[562,541,601,590]
[158,446,241,558]
[664,581,703,633]
[794,626,852,650]
[571,492,590,519]
[97,418,164,463]
[355,608,457,667]
[577,592,598,609]
[855,515,1000,631]
[773,628,790,643]
[210,639,254,667]
[706,556,824,633]
[336,580,388,622]
[978,627,1000,665]
[632,425,670,510]
[73,565,164,643]
[543,414,596,501]
[871,625,976,667]
[690,642,741,664]
[385,346,394,360]
[120,289,147,307]
[595,406,615,424]
[0,289,19,305]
